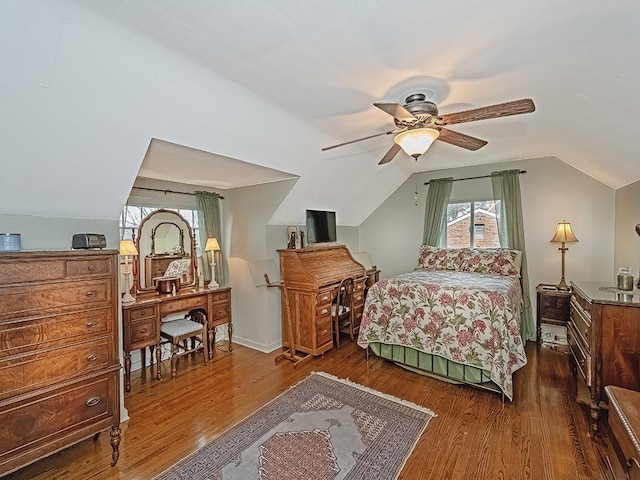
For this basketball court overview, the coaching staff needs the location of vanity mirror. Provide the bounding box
[134,209,197,293]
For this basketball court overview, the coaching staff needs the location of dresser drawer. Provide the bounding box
[212,290,230,304]
[128,305,158,322]
[0,256,113,286]
[159,296,207,316]
[128,317,159,350]
[316,290,332,306]
[0,338,112,400]
[212,302,230,321]
[570,298,591,349]
[572,289,591,317]
[316,318,332,347]
[66,258,112,278]
[316,304,332,322]
[0,308,112,357]
[0,259,66,285]
[0,280,112,320]
[568,321,591,386]
[0,373,116,461]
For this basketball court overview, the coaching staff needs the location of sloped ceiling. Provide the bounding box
[1,1,639,226]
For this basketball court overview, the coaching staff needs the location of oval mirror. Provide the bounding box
[134,209,196,293]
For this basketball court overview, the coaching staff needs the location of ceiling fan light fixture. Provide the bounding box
[393,128,440,159]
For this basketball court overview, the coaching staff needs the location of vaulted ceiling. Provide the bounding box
[1,1,639,226]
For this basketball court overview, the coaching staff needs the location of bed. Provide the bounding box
[357,246,527,400]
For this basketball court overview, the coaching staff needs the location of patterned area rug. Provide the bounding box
[155,372,435,480]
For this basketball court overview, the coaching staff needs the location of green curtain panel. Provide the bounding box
[423,177,453,247]
[491,169,534,342]
[195,191,226,287]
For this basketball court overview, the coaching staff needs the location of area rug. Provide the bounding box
[155,371,435,480]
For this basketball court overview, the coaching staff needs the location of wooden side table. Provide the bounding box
[536,284,572,345]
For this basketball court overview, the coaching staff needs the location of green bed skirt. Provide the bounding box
[368,342,493,385]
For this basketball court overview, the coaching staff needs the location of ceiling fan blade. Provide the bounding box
[378,143,401,165]
[373,102,417,122]
[437,128,488,151]
[322,130,395,151]
[439,98,535,126]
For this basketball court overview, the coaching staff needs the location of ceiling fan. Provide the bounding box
[322,94,536,165]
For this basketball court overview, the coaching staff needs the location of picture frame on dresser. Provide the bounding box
[0,250,122,476]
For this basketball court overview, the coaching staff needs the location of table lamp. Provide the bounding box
[119,239,138,305]
[550,221,578,291]
[205,237,221,290]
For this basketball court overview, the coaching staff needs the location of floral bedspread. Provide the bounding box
[357,269,527,399]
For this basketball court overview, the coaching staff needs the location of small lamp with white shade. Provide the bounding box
[205,237,221,290]
[550,221,578,291]
[119,239,138,305]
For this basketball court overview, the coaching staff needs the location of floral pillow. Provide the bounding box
[462,248,522,276]
[418,246,521,276]
[417,245,466,271]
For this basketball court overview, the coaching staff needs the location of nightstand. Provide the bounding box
[536,284,572,345]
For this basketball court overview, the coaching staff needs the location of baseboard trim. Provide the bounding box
[233,336,282,354]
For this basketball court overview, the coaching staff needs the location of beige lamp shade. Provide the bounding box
[550,222,579,243]
[119,239,138,256]
[393,128,440,158]
[205,237,221,252]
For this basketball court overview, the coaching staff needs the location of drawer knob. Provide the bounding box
[88,265,96,272]
[321,309,328,314]
[628,457,640,469]
[86,396,101,407]
[86,321,98,328]
[139,328,147,334]
[86,290,98,298]
[87,354,98,361]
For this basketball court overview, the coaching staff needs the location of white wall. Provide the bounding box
[225,180,297,352]
[614,180,640,278]
[358,156,616,319]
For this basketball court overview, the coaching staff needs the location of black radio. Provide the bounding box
[72,233,107,249]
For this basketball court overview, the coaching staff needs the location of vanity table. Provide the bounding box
[122,286,231,392]
[122,209,232,392]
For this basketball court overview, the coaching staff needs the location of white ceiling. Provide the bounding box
[1,1,639,225]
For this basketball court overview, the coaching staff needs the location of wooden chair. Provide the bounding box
[332,276,355,349]
[160,309,209,378]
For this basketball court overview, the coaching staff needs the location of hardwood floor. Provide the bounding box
[6,341,611,479]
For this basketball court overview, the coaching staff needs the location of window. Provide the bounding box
[119,206,202,254]
[446,200,500,248]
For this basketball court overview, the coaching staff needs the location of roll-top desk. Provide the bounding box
[0,250,121,476]
[568,281,640,433]
[278,245,366,357]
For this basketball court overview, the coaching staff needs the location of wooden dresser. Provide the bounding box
[568,281,640,433]
[0,250,121,476]
[605,386,640,480]
[278,245,366,357]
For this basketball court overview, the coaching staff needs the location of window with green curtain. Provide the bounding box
[423,177,454,247]
[491,169,534,342]
[195,191,226,287]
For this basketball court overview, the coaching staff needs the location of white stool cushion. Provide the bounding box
[160,319,204,337]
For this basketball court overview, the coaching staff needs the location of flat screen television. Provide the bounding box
[305,209,337,244]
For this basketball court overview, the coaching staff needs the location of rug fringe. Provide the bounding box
[311,371,437,417]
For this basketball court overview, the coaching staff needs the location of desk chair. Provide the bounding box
[332,276,355,349]
[160,309,208,378]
